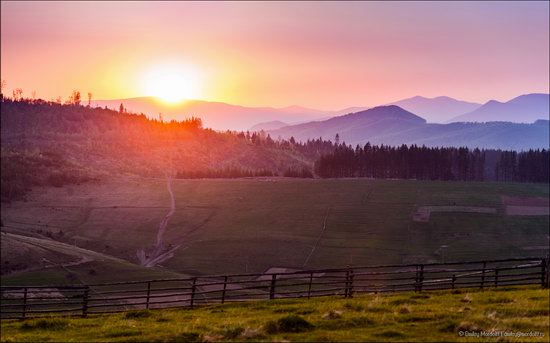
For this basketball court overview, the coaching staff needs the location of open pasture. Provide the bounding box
[1,178,548,284]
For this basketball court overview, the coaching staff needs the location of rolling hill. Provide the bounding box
[449,93,549,123]
[269,105,549,150]
[388,96,481,123]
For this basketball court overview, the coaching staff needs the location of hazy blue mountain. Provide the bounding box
[269,105,549,150]
[249,120,288,131]
[91,97,327,131]
[388,96,481,123]
[449,93,549,123]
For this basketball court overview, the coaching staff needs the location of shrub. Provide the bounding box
[20,318,69,330]
[375,330,405,338]
[264,315,314,334]
[124,309,152,319]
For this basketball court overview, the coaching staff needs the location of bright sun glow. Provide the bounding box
[143,64,202,103]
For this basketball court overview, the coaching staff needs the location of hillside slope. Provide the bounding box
[0,99,334,201]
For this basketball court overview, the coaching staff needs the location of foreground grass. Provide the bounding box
[1,286,548,342]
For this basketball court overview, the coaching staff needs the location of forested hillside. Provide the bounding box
[0,99,334,201]
[1,98,548,202]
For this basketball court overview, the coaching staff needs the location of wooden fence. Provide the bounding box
[1,256,548,319]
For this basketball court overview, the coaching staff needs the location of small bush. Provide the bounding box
[124,309,152,319]
[344,303,364,311]
[375,330,405,338]
[264,315,314,334]
[410,294,430,299]
[20,318,69,331]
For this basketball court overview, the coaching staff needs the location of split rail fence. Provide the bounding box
[1,256,548,319]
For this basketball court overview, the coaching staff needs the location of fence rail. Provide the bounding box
[1,256,548,319]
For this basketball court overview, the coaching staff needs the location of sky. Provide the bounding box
[1,1,549,110]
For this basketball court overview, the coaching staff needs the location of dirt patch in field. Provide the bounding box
[501,196,549,216]
[411,206,497,222]
[2,288,64,299]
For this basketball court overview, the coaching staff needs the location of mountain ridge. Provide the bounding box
[448,93,549,123]
[268,104,548,150]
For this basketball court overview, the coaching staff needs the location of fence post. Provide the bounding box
[451,275,456,289]
[190,278,197,308]
[145,281,151,310]
[22,287,28,319]
[414,265,419,292]
[307,272,313,300]
[494,268,499,288]
[344,269,350,298]
[269,274,277,300]
[418,265,424,292]
[82,286,89,318]
[349,268,354,298]
[221,276,228,304]
[541,258,547,288]
[480,262,487,290]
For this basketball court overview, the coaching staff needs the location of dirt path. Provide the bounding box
[302,207,331,267]
[137,176,181,267]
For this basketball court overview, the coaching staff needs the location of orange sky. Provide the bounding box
[1,1,548,110]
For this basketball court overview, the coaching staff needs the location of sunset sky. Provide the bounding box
[1,1,548,110]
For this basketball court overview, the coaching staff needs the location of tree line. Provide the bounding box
[314,143,549,183]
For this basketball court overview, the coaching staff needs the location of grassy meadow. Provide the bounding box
[1,178,548,285]
[1,286,548,342]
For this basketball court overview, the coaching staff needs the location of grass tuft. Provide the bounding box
[124,309,152,319]
[20,318,69,331]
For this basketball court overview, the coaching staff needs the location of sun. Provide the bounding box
[143,64,202,104]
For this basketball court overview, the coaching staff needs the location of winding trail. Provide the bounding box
[137,176,181,267]
[302,207,331,267]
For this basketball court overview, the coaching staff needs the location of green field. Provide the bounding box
[1,286,548,342]
[1,178,548,284]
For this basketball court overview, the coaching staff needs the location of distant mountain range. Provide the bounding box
[388,96,481,123]
[91,93,549,149]
[91,97,368,131]
[268,105,549,150]
[448,93,549,123]
[91,97,329,131]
